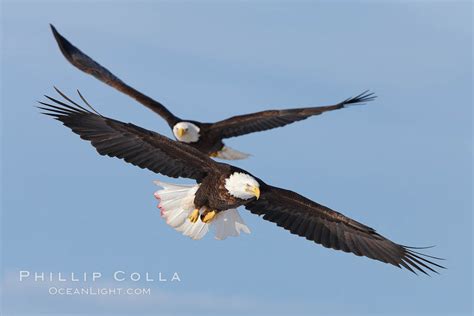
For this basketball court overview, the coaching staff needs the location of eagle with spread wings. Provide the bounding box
[50,24,375,160]
[39,89,443,275]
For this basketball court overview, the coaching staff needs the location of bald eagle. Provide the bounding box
[50,24,376,160]
[39,89,443,275]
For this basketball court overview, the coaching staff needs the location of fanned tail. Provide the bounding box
[154,180,251,240]
[214,146,250,160]
[153,180,208,240]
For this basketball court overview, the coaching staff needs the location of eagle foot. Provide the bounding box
[201,210,217,223]
[188,209,200,223]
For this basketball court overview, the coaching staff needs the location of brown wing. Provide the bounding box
[50,24,180,127]
[207,91,376,139]
[245,183,444,275]
[38,88,220,181]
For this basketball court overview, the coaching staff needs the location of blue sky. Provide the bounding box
[1,1,472,315]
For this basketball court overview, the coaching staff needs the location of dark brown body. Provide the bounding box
[193,168,252,212]
[178,122,226,156]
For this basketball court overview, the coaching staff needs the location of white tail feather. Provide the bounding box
[213,209,251,240]
[154,180,251,240]
[215,146,250,160]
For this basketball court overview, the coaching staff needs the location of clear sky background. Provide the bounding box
[1,1,472,315]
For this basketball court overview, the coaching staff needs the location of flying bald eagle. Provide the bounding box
[39,89,443,275]
[50,24,376,160]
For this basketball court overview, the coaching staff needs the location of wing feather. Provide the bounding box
[50,24,180,127]
[245,183,444,274]
[208,91,376,139]
[39,89,220,181]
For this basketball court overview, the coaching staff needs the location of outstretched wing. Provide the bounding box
[39,88,220,181]
[207,91,376,139]
[245,183,444,275]
[50,24,180,127]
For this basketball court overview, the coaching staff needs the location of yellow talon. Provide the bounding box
[201,210,217,223]
[188,209,200,223]
[210,152,218,158]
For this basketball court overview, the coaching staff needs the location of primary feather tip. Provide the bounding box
[343,90,377,106]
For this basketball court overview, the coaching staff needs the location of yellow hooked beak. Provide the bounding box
[177,128,186,138]
[252,186,260,200]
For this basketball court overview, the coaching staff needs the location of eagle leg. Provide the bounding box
[201,210,217,223]
[188,209,200,223]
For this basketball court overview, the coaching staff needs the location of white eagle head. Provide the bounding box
[225,172,260,200]
[173,122,200,143]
